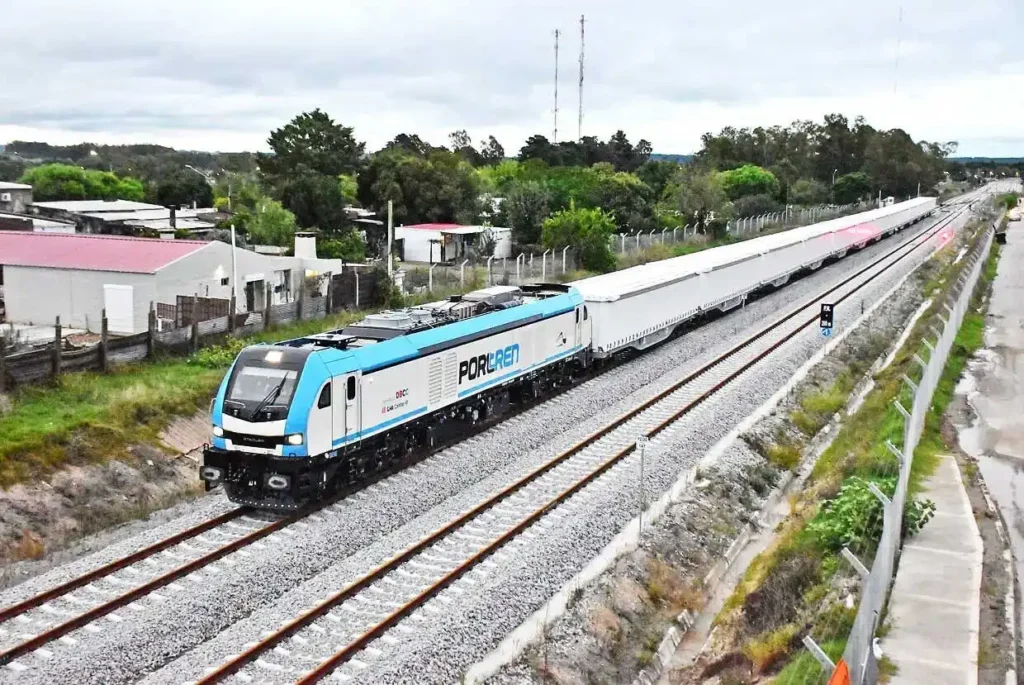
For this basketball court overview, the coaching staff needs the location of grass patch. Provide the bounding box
[774,639,845,685]
[0,309,374,487]
[714,220,998,678]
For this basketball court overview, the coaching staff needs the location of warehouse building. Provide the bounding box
[0,232,342,334]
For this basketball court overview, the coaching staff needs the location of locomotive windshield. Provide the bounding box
[222,347,310,421]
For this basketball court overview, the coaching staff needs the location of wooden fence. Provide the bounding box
[0,269,390,391]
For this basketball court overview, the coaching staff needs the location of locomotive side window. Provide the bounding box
[346,376,356,401]
[317,384,332,409]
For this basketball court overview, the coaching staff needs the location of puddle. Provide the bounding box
[953,219,1024,646]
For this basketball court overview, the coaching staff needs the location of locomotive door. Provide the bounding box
[575,306,583,348]
[332,373,361,444]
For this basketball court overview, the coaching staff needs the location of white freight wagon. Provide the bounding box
[575,197,937,358]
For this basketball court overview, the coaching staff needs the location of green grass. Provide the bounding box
[774,639,845,685]
[0,309,374,487]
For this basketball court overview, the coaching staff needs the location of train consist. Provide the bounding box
[202,197,937,508]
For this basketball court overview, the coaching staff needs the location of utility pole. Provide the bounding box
[578,14,585,142]
[553,29,560,144]
[387,200,394,280]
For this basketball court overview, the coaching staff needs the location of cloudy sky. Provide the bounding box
[2,0,1022,156]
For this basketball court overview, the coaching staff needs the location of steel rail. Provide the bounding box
[0,507,250,625]
[199,206,965,684]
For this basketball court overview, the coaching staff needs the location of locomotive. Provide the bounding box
[202,284,592,508]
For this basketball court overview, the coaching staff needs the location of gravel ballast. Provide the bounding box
[2,213,959,685]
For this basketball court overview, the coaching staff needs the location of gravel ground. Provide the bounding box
[2,214,953,685]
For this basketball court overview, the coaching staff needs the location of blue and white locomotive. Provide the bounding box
[202,285,592,508]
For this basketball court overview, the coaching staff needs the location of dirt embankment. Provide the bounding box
[0,412,209,587]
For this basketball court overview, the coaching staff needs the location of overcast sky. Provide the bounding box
[2,0,1022,157]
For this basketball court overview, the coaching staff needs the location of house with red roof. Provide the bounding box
[0,232,342,334]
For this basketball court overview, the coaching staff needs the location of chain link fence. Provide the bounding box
[805,225,994,684]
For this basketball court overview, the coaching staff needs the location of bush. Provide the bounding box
[732,193,781,218]
[189,337,249,369]
[743,623,799,673]
[742,550,820,634]
[806,476,935,552]
[717,164,780,200]
[542,201,617,272]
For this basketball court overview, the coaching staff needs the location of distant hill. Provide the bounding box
[650,153,693,164]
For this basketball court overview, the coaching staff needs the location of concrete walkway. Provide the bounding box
[883,455,983,685]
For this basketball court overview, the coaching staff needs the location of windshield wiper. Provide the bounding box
[247,377,288,420]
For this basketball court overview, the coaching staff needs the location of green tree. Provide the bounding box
[357,149,481,225]
[319,231,366,262]
[502,180,551,245]
[479,136,505,165]
[732,194,781,218]
[636,160,679,199]
[19,163,145,202]
[280,169,349,232]
[541,201,616,272]
[789,178,828,205]
[247,199,297,246]
[338,174,359,205]
[0,156,26,183]
[154,169,214,208]
[258,109,365,185]
[716,164,779,200]
[833,172,872,204]
[449,129,484,166]
[664,167,732,235]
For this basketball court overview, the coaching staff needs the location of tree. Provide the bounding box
[258,109,365,184]
[0,157,25,183]
[154,169,214,208]
[519,135,561,166]
[732,194,781,218]
[382,133,435,157]
[636,160,678,199]
[664,167,732,236]
[479,136,505,165]
[280,169,349,232]
[832,172,872,204]
[789,178,828,206]
[542,201,617,272]
[319,231,366,262]
[247,199,297,246]
[357,149,482,226]
[448,129,483,166]
[502,180,551,245]
[19,163,145,202]
[338,174,359,205]
[716,164,779,200]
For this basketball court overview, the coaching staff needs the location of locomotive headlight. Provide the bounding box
[212,425,223,437]
[286,433,304,446]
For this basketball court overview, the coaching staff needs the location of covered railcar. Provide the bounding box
[575,197,937,358]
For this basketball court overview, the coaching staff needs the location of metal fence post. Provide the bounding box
[428,264,436,292]
[460,259,468,287]
[660,228,667,244]
[487,256,495,285]
[516,253,524,282]
[542,249,551,280]
[562,246,570,274]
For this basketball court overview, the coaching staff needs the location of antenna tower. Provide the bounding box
[553,29,560,143]
[577,15,585,141]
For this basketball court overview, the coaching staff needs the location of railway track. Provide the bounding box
[186,203,973,684]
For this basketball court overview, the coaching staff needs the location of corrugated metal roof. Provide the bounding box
[31,199,163,213]
[0,232,209,273]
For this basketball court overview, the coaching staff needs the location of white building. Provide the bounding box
[394,223,512,264]
[0,232,342,334]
